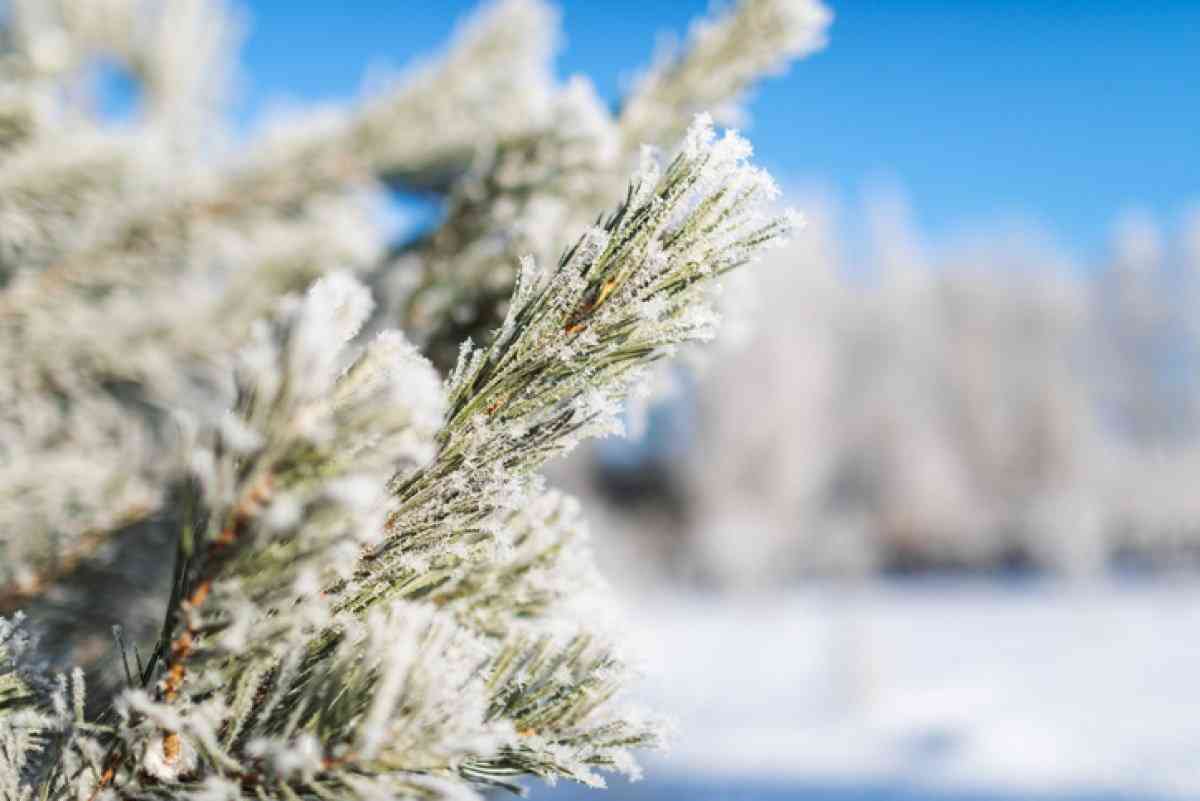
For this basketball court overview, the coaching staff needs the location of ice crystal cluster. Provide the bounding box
[0,0,825,798]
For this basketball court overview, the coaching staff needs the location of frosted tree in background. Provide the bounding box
[0,0,829,798]
[568,194,1200,584]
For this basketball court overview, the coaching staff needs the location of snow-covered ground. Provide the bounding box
[541,579,1200,800]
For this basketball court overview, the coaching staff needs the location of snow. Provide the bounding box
[542,579,1200,800]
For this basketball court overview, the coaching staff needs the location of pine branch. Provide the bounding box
[619,0,832,150]
[382,0,830,373]
[365,115,791,584]
[59,116,788,801]
[0,1,562,602]
[0,5,805,801]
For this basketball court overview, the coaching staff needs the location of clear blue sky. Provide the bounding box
[238,0,1199,259]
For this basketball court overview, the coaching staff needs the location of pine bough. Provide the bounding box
[0,1,827,799]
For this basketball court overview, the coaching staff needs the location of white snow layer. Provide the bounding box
[620,581,1200,799]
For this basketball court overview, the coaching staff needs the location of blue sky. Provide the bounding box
[238,1,1199,259]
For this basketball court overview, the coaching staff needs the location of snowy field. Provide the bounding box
[537,579,1200,801]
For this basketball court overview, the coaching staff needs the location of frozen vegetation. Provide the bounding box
[0,1,830,799]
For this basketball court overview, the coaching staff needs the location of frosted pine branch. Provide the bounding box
[0,3,802,800]
[620,0,832,149]
[0,0,566,603]
[11,115,788,801]
[365,115,790,586]
[385,0,829,371]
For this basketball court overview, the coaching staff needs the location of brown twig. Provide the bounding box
[85,474,273,801]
